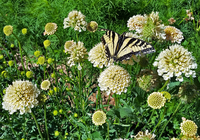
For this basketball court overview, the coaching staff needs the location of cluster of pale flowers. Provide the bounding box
[153,44,197,82]
[88,42,110,68]
[2,80,40,114]
[127,11,184,43]
[63,10,87,32]
[98,65,131,95]
[64,40,87,69]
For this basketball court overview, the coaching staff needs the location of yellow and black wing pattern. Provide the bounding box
[100,29,155,62]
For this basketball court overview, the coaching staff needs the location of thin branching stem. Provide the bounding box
[31,112,44,140]
[158,102,181,139]
[44,104,49,140]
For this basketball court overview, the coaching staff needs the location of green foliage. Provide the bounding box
[0,0,200,139]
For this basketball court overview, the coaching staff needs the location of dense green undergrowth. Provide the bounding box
[0,0,200,140]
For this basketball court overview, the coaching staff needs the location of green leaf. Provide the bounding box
[119,107,132,118]
[92,131,101,138]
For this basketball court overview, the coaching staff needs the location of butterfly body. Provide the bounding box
[100,29,155,62]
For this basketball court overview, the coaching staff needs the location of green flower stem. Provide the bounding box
[178,15,188,25]
[106,121,110,140]
[158,79,170,92]
[96,86,100,110]
[147,109,155,123]
[151,107,166,133]
[55,33,62,45]
[31,112,44,140]
[6,113,20,139]
[12,33,26,72]
[158,102,181,139]
[76,31,79,42]
[114,94,119,123]
[106,94,111,111]
[44,104,49,140]
[96,69,102,110]
[43,64,46,79]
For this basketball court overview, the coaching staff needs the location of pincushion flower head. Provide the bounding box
[87,21,98,32]
[41,80,50,90]
[98,65,131,95]
[147,92,166,109]
[44,23,57,35]
[38,56,45,65]
[136,69,161,92]
[3,25,13,36]
[177,82,198,103]
[127,12,166,41]
[92,110,106,126]
[142,11,166,41]
[43,40,51,48]
[63,10,87,32]
[67,41,87,67]
[180,118,198,137]
[26,71,33,78]
[164,26,184,43]
[133,130,156,140]
[88,42,110,68]
[64,40,76,53]
[34,50,41,57]
[2,80,40,114]
[153,44,197,82]
[22,28,27,35]
[127,15,146,31]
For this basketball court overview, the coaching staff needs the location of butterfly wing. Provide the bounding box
[116,36,155,61]
[100,29,155,62]
[100,29,120,60]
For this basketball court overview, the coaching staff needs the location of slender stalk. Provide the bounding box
[147,109,155,123]
[151,107,166,133]
[106,121,110,140]
[96,86,101,110]
[12,33,26,72]
[76,31,79,42]
[55,33,62,45]
[31,112,44,140]
[44,104,49,140]
[43,64,46,79]
[158,79,170,92]
[158,102,181,139]
[114,94,119,123]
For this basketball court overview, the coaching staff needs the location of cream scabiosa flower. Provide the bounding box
[127,15,146,32]
[2,80,40,114]
[41,80,50,90]
[147,92,166,109]
[180,118,198,137]
[88,42,110,68]
[127,12,166,41]
[164,26,184,43]
[64,40,75,53]
[63,10,87,32]
[45,23,57,35]
[87,21,98,32]
[133,130,156,140]
[98,65,131,95]
[153,44,197,82]
[3,25,13,36]
[67,41,87,67]
[92,110,106,126]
